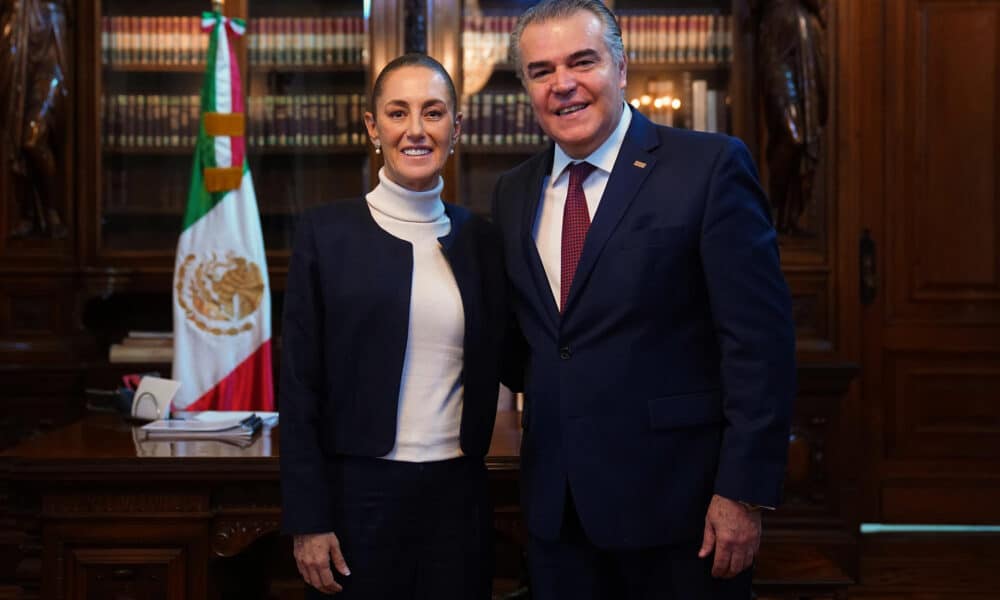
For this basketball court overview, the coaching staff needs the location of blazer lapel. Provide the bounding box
[563,110,660,316]
[517,148,561,330]
[439,206,481,356]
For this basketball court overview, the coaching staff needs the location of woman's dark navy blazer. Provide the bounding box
[279,198,508,535]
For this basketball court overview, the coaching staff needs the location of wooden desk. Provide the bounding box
[2,412,851,600]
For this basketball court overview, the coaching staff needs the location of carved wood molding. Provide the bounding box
[3,475,40,600]
[42,492,207,516]
[211,517,280,558]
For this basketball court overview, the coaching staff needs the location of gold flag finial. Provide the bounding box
[212,0,224,12]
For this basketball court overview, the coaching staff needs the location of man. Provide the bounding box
[491,1,796,598]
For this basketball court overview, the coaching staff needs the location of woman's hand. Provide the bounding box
[293,531,351,594]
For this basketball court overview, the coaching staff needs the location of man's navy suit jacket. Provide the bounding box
[279,199,508,535]
[491,108,796,550]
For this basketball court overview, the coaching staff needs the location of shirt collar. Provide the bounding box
[550,102,632,184]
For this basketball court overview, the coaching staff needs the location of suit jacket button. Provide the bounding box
[559,346,571,359]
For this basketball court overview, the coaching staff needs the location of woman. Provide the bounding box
[279,53,506,599]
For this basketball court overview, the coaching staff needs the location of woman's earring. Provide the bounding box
[373,141,381,154]
[449,147,455,155]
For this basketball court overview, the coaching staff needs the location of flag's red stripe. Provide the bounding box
[226,25,245,169]
[185,340,274,411]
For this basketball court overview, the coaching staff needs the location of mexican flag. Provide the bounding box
[171,11,273,412]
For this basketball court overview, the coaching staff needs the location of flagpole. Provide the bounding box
[212,0,224,13]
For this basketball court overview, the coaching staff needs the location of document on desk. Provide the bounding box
[141,413,264,441]
[187,411,278,427]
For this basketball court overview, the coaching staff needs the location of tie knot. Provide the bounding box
[568,161,597,186]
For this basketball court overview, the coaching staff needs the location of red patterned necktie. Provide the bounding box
[560,161,597,312]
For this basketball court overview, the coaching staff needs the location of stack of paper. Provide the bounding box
[141,413,264,442]
[109,331,174,363]
[180,410,279,427]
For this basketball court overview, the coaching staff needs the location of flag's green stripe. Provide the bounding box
[201,17,219,116]
[182,18,225,230]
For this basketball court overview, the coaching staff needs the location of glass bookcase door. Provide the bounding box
[246,0,370,252]
[453,0,738,216]
[99,0,210,252]
[97,0,373,257]
[457,0,545,216]
[614,0,734,134]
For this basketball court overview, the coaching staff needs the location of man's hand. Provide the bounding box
[697,494,762,578]
[293,531,351,594]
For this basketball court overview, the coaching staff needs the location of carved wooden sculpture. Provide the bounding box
[755,0,827,235]
[0,0,69,238]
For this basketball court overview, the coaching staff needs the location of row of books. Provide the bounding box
[102,94,200,149]
[101,91,724,155]
[103,162,355,214]
[689,80,729,134]
[100,16,365,67]
[459,92,550,147]
[109,330,173,363]
[246,94,368,147]
[248,18,366,66]
[462,11,732,67]
[102,16,208,66]
[100,94,369,150]
[620,13,732,64]
[103,165,189,213]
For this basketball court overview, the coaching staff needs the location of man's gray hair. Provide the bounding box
[509,0,626,83]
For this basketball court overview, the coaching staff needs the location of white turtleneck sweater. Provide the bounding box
[365,168,465,462]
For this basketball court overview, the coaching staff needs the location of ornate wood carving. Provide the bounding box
[0,0,71,240]
[42,492,207,515]
[2,473,40,600]
[211,517,280,558]
[755,0,829,236]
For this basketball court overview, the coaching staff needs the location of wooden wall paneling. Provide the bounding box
[885,352,1000,461]
[75,0,102,274]
[861,0,1000,524]
[848,0,888,522]
[890,1,1000,325]
[0,274,95,366]
[787,269,835,354]
[46,519,208,600]
[0,146,9,259]
[852,533,1000,599]
[730,0,759,158]
[67,547,186,600]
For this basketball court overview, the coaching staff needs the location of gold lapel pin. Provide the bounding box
[633,160,647,168]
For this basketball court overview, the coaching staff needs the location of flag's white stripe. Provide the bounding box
[213,21,233,168]
[172,171,270,409]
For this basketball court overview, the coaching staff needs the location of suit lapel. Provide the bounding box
[516,148,561,330]
[563,110,660,316]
